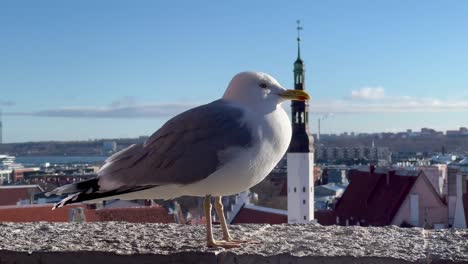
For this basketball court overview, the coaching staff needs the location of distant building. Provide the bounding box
[432,154,458,164]
[418,165,447,196]
[12,167,40,182]
[320,165,349,185]
[314,182,347,210]
[0,169,11,184]
[0,155,23,170]
[316,167,448,228]
[446,164,468,228]
[0,185,44,206]
[316,146,391,165]
[102,140,117,154]
[446,127,468,137]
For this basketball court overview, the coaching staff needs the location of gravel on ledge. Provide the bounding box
[0,222,467,264]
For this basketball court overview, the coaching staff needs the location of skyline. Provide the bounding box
[1,1,468,143]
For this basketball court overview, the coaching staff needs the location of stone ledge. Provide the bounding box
[0,222,467,264]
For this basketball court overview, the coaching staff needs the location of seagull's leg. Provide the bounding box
[204,195,240,248]
[204,195,216,246]
[214,196,259,245]
[214,196,235,241]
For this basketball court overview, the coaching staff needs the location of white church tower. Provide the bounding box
[287,20,315,224]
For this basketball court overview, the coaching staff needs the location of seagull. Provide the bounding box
[47,71,309,248]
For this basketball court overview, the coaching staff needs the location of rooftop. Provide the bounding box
[0,204,174,223]
[0,185,43,206]
[331,169,420,226]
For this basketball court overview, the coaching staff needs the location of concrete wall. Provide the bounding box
[0,222,467,263]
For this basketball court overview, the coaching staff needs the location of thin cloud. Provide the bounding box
[6,103,198,119]
[349,87,385,100]
[0,100,15,107]
[109,96,137,108]
[5,93,468,119]
[311,97,468,113]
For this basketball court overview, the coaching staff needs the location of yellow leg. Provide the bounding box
[214,196,260,245]
[204,195,241,248]
[204,195,215,245]
[214,196,234,241]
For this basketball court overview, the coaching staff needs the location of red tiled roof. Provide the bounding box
[315,210,337,225]
[232,205,287,224]
[0,204,174,223]
[0,205,80,222]
[331,169,418,226]
[0,186,43,206]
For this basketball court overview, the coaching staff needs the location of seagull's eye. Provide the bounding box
[259,83,268,89]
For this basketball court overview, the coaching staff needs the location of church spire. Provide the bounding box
[289,20,313,153]
[287,20,315,224]
[296,20,302,60]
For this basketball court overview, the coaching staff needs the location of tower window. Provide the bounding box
[304,216,307,220]
[302,187,306,192]
[302,200,306,205]
[293,187,296,192]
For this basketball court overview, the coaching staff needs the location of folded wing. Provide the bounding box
[97,99,253,191]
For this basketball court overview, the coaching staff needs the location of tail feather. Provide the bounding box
[50,179,157,210]
[46,178,99,196]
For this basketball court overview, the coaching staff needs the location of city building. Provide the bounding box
[0,155,23,170]
[316,167,448,228]
[102,140,117,154]
[447,164,468,228]
[0,185,44,206]
[0,169,11,184]
[446,127,468,137]
[315,146,392,165]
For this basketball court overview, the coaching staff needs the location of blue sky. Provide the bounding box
[1,0,467,143]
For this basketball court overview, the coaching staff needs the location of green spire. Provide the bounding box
[295,20,303,66]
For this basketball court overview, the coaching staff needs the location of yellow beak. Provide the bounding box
[279,89,310,101]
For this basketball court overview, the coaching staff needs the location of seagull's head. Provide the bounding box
[223,71,309,110]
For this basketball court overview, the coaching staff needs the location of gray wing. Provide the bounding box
[97,99,252,191]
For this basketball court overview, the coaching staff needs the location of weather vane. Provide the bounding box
[296,20,303,41]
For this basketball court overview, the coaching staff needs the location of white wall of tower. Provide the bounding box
[287,152,314,223]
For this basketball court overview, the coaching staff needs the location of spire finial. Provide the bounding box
[296,20,303,59]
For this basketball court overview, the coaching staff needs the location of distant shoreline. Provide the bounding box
[15,156,109,166]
